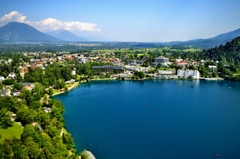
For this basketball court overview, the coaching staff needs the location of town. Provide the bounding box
[0,48,227,97]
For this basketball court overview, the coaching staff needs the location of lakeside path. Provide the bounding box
[52,81,80,96]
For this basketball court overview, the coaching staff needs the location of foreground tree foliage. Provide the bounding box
[0,95,79,158]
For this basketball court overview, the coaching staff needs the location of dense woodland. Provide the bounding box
[0,59,92,158]
[0,96,78,158]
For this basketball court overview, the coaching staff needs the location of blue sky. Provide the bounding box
[0,0,240,42]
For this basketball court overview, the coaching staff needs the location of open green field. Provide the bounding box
[0,122,23,143]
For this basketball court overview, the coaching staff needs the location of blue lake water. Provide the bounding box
[55,80,240,159]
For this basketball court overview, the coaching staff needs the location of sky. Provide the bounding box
[0,0,240,42]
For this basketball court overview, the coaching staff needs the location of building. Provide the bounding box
[158,70,175,75]
[157,70,177,79]
[8,72,16,79]
[43,107,52,113]
[127,60,144,66]
[155,56,169,63]
[153,56,169,66]
[92,66,123,72]
[71,68,76,75]
[24,85,33,91]
[78,57,86,64]
[0,89,11,96]
[20,67,29,79]
[208,65,217,72]
[176,60,189,68]
[177,70,200,79]
[0,76,5,82]
[13,90,21,96]
[36,61,43,67]
[65,79,75,84]
[176,59,183,62]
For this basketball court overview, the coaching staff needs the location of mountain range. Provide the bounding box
[46,29,88,42]
[171,28,240,48]
[0,22,61,42]
[0,22,240,48]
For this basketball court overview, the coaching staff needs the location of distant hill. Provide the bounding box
[201,36,240,62]
[0,22,61,42]
[172,28,240,48]
[46,29,88,42]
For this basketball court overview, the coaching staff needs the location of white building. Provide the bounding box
[176,59,183,62]
[78,58,86,64]
[8,72,16,79]
[158,70,174,75]
[0,76,5,81]
[208,65,217,72]
[71,68,76,75]
[177,70,200,79]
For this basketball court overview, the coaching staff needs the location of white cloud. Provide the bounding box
[116,31,121,34]
[0,11,100,32]
[237,11,240,14]
[0,11,26,23]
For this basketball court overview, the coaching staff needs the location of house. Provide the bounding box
[0,76,5,82]
[127,60,144,66]
[136,60,144,65]
[140,67,152,73]
[176,59,183,62]
[177,70,200,79]
[65,79,75,84]
[13,90,21,96]
[30,64,36,71]
[176,60,189,68]
[208,65,217,72]
[127,60,137,66]
[158,70,174,75]
[8,59,13,63]
[125,66,137,72]
[36,61,43,67]
[8,72,16,79]
[151,62,159,67]
[71,68,76,75]
[22,82,35,87]
[24,85,33,91]
[0,89,11,96]
[65,55,73,60]
[78,57,86,64]
[43,107,51,113]
[20,67,29,79]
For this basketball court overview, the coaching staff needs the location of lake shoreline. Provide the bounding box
[57,80,240,159]
[53,77,226,96]
[52,81,80,96]
[53,77,227,158]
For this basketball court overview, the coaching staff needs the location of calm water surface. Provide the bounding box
[55,80,240,159]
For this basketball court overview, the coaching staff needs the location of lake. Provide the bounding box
[55,80,240,159]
